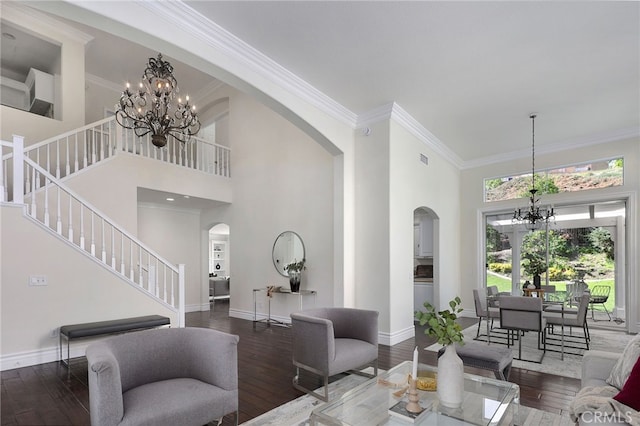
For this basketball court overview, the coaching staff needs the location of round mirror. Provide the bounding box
[272,231,305,277]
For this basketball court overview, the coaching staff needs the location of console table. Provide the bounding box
[253,287,317,328]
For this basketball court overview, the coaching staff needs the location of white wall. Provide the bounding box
[0,205,178,370]
[138,205,203,311]
[202,90,335,321]
[460,136,640,332]
[353,117,462,345]
[388,121,461,339]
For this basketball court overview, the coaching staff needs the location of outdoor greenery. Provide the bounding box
[488,227,614,282]
[484,158,623,203]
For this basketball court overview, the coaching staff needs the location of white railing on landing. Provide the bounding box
[1,136,185,326]
[1,116,230,201]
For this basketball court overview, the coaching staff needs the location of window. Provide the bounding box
[484,158,623,203]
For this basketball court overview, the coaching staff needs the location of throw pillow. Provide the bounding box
[613,356,640,410]
[607,334,640,389]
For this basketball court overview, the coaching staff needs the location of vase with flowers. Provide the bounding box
[415,296,464,408]
[284,258,306,292]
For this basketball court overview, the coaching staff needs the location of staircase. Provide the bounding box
[1,118,231,326]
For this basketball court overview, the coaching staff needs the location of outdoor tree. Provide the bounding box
[589,227,614,260]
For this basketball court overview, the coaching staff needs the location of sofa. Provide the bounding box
[569,334,640,425]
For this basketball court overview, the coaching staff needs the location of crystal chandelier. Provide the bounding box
[115,53,200,148]
[513,114,555,230]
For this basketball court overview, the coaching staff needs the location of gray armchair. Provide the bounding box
[86,327,239,426]
[290,307,379,401]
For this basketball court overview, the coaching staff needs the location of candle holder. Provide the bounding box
[405,377,423,414]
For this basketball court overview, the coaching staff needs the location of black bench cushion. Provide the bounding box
[60,315,170,339]
[437,341,512,373]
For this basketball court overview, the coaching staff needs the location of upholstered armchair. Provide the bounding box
[86,327,239,426]
[290,307,379,401]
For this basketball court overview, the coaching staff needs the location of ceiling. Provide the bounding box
[3,1,639,166]
[184,1,639,164]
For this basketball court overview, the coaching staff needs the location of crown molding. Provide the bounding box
[4,2,93,46]
[463,126,640,170]
[138,1,358,129]
[357,102,464,169]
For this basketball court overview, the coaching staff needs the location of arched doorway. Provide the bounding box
[414,207,438,313]
[208,223,230,305]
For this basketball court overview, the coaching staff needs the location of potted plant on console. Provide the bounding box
[284,258,306,293]
[415,297,464,408]
[522,250,547,289]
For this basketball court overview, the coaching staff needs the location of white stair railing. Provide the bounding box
[1,116,231,200]
[3,136,185,325]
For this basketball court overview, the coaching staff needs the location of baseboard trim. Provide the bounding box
[1,344,87,371]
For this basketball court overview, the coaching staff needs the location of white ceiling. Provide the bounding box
[5,1,639,166]
[183,1,639,163]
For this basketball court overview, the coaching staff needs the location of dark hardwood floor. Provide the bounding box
[1,300,580,425]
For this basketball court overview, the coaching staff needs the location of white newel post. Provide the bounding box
[12,135,24,205]
[178,264,185,327]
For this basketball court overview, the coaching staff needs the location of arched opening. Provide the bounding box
[413,207,438,313]
[208,223,230,308]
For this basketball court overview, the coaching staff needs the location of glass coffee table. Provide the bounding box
[310,360,519,425]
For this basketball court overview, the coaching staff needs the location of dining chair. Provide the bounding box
[589,285,612,321]
[544,293,591,351]
[473,288,500,338]
[498,296,546,363]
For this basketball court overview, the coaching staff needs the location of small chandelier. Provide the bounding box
[115,53,200,148]
[513,114,555,230]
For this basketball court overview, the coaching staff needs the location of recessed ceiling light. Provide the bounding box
[183,195,190,199]
[2,32,16,40]
[166,197,175,201]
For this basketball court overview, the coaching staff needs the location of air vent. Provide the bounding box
[420,154,429,166]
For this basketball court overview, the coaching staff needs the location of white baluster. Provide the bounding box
[83,132,88,169]
[55,140,60,178]
[101,218,106,262]
[1,158,6,202]
[120,232,125,274]
[68,194,74,242]
[148,262,156,295]
[90,212,96,256]
[46,144,50,181]
[111,226,116,268]
[65,137,70,176]
[79,205,85,250]
[56,186,62,234]
[163,265,167,303]
[30,167,36,218]
[178,264,185,325]
[91,130,96,164]
[43,177,50,226]
[130,239,134,280]
[12,136,24,204]
[138,248,143,286]
[74,133,79,173]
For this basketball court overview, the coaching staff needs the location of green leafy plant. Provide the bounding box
[414,297,464,346]
[284,258,306,273]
